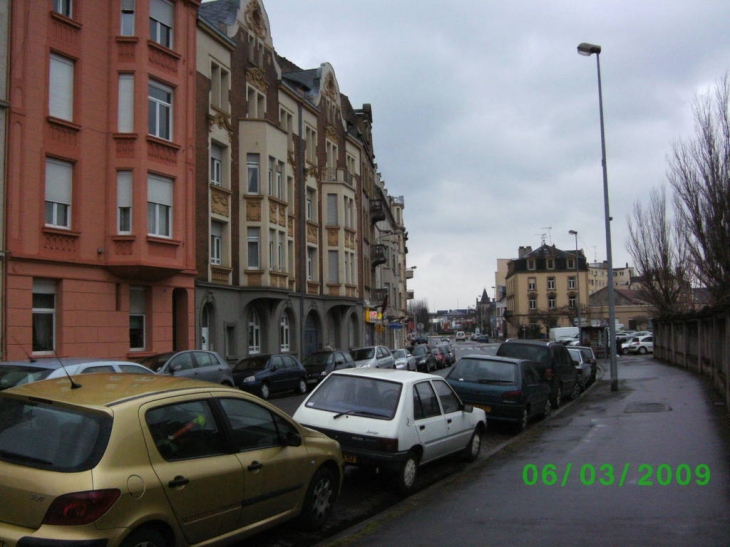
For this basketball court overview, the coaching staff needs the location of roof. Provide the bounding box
[329,368,438,383]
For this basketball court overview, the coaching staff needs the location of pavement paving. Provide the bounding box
[317,355,730,547]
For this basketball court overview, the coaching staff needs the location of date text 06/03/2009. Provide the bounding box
[522,463,710,487]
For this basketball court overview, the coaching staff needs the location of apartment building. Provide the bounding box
[4,0,199,360]
[196,0,407,359]
[504,244,588,338]
[588,262,636,293]
[0,0,8,357]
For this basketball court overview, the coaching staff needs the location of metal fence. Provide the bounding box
[654,311,729,409]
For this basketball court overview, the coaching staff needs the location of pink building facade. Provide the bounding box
[4,0,199,360]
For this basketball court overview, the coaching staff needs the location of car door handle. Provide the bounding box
[447,419,452,424]
[419,425,426,430]
[248,461,263,471]
[168,475,189,488]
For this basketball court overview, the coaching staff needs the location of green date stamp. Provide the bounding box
[522,463,711,486]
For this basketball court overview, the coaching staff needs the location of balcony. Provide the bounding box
[371,244,387,267]
[372,288,388,306]
[370,199,386,224]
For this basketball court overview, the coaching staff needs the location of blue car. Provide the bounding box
[446,355,551,432]
[233,354,308,399]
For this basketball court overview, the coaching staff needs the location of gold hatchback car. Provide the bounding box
[0,373,343,547]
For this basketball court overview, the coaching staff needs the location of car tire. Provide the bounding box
[121,528,168,547]
[395,451,420,494]
[260,383,271,400]
[638,347,647,355]
[622,348,629,355]
[463,426,483,462]
[551,385,562,409]
[297,466,338,531]
[515,409,529,433]
[569,381,581,400]
[540,397,552,419]
[297,378,307,395]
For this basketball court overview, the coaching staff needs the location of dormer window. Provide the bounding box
[527,259,536,271]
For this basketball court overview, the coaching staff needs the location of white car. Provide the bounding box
[627,335,653,354]
[455,331,467,341]
[293,368,487,493]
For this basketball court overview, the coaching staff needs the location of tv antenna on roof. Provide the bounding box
[539,226,552,245]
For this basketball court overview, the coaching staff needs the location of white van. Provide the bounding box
[455,331,466,341]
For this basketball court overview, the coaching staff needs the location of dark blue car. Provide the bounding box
[233,354,307,399]
[446,355,551,432]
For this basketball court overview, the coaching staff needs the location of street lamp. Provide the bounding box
[577,42,618,391]
[568,230,582,340]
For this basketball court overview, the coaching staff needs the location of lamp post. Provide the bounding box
[568,230,582,341]
[577,42,618,391]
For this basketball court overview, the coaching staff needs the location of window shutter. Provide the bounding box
[327,194,338,226]
[148,174,172,206]
[150,0,173,25]
[117,171,132,207]
[118,75,134,132]
[49,55,73,120]
[46,159,72,204]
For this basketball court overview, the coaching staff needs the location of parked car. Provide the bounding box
[0,358,153,391]
[0,374,343,547]
[567,346,597,386]
[293,368,486,493]
[455,331,467,342]
[496,339,580,408]
[233,354,308,399]
[567,347,594,390]
[627,335,654,355]
[431,346,448,369]
[302,350,356,387]
[446,355,552,432]
[392,348,417,371]
[135,350,235,386]
[351,346,395,369]
[411,344,437,372]
[473,334,490,343]
[436,341,455,366]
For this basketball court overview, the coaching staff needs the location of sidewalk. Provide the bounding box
[319,356,730,547]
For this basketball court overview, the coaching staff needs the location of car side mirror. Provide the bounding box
[463,404,474,413]
[283,430,302,447]
[169,363,181,373]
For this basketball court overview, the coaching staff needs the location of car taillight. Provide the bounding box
[377,438,399,453]
[502,390,522,402]
[43,490,121,526]
[544,368,554,380]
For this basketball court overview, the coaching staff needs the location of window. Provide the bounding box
[52,0,72,17]
[327,194,338,226]
[567,258,575,270]
[210,222,222,265]
[413,381,441,420]
[210,143,222,186]
[268,157,275,196]
[307,246,316,281]
[148,81,172,140]
[306,188,315,221]
[247,154,259,194]
[49,54,74,121]
[33,279,56,353]
[210,62,229,111]
[146,401,224,461]
[118,74,134,132]
[120,0,135,35]
[547,259,555,270]
[247,227,260,269]
[149,0,173,48]
[219,398,296,452]
[278,233,284,273]
[328,250,339,283]
[568,276,576,290]
[547,277,556,290]
[529,298,537,310]
[548,298,556,309]
[305,125,317,163]
[276,161,284,199]
[280,313,290,352]
[527,259,536,271]
[225,325,236,358]
[147,174,173,237]
[248,310,261,354]
[130,286,146,351]
[117,171,132,234]
[528,277,536,291]
[45,158,72,229]
[569,297,576,308]
[269,229,276,271]
[246,85,265,118]
[326,140,337,169]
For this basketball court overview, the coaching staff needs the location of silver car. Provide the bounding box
[351,346,395,369]
[392,349,417,371]
[135,350,235,386]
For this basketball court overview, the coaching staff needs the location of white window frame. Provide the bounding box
[148,80,173,141]
[280,313,290,352]
[307,246,316,281]
[547,277,556,290]
[210,142,223,186]
[247,154,260,194]
[52,0,72,17]
[248,309,261,354]
[118,74,134,133]
[45,158,72,229]
[328,250,339,284]
[549,298,556,309]
[147,174,173,238]
[269,229,276,271]
[149,0,173,49]
[327,193,338,226]
[49,54,74,121]
[306,188,314,221]
[529,298,537,310]
[32,279,57,354]
[211,221,223,266]
[130,286,146,351]
[247,227,260,269]
[117,170,133,234]
[568,276,576,290]
[120,0,135,36]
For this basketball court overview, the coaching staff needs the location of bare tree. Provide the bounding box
[668,74,730,307]
[408,298,431,333]
[626,185,693,315]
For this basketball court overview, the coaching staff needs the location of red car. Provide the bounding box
[431,346,448,369]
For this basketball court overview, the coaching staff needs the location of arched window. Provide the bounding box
[280,312,290,352]
[248,309,261,354]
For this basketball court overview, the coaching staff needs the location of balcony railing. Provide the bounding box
[371,244,386,267]
[370,199,386,224]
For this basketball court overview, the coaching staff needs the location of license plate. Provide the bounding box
[474,404,491,413]
[343,453,357,464]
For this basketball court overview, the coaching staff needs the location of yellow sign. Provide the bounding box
[365,308,381,323]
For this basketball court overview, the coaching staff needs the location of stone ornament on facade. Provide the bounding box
[245,0,268,39]
[246,68,268,92]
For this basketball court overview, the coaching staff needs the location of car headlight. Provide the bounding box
[243,375,256,383]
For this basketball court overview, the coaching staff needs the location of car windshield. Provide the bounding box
[449,358,518,384]
[303,353,331,367]
[233,356,270,372]
[0,398,111,472]
[392,349,407,359]
[412,345,428,356]
[0,366,54,390]
[304,375,402,419]
[498,343,550,364]
[351,348,375,360]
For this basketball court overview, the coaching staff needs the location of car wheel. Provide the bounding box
[395,451,420,494]
[463,426,483,462]
[260,383,271,400]
[551,385,562,409]
[297,378,307,395]
[514,409,529,433]
[540,397,552,419]
[638,346,647,355]
[297,466,338,531]
[121,528,168,547]
[570,381,581,400]
[622,348,629,355]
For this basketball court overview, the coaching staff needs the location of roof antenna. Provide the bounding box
[53,350,82,389]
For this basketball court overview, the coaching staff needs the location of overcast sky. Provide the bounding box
[258,0,730,311]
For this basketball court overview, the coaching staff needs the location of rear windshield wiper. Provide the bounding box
[333,409,390,419]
